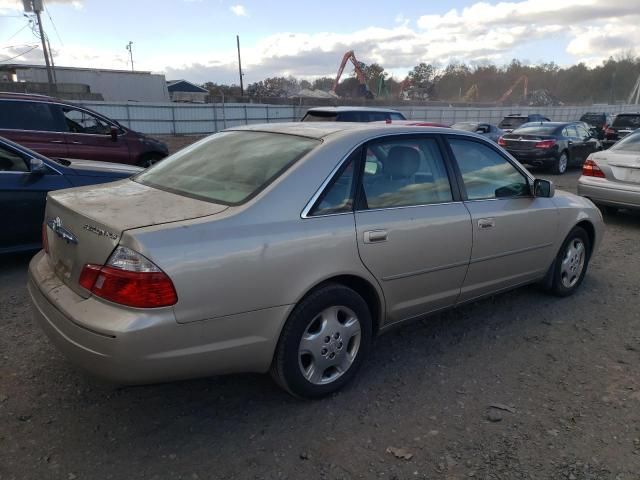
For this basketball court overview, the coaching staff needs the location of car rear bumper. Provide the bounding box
[507,150,557,165]
[28,250,290,384]
[577,176,640,209]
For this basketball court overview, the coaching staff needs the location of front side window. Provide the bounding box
[449,138,529,200]
[0,101,63,132]
[360,137,453,209]
[0,144,28,172]
[136,131,319,205]
[62,107,111,135]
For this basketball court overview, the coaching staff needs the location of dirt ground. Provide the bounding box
[1,158,639,479]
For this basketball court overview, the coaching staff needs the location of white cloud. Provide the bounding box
[229,4,246,16]
[0,0,82,11]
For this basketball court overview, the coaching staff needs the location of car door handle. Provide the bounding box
[49,140,65,144]
[477,218,495,229]
[364,230,388,243]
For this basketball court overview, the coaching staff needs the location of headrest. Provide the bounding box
[384,146,420,178]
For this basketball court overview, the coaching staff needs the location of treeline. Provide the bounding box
[202,55,640,105]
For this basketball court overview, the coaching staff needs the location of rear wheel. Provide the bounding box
[548,226,591,297]
[551,151,568,174]
[271,284,372,398]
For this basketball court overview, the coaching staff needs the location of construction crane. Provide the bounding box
[462,84,479,102]
[497,75,528,104]
[331,50,374,99]
[628,73,640,104]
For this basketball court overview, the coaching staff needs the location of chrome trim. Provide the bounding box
[381,260,469,281]
[470,242,553,264]
[301,130,491,219]
[360,201,463,213]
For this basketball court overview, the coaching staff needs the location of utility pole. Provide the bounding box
[236,35,244,96]
[126,41,134,72]
[23,0,55,94]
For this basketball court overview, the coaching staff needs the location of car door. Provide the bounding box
[575,123,599,159]
[353,135,472,323]
[0,143,70,252]
[59,105,131,163]
[445,136,558,303]
[563,125,586,164]
[0,100,69,158]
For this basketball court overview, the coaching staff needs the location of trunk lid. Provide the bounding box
[592,151,640,185]
[44,179,227,296]
[502,134,554,151]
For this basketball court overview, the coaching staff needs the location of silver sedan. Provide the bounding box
[29,123,604,398]
[578,131,640,213]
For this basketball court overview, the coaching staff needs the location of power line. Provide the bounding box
[44,4,63,46]
[0,45,39,63]
[3,22,30,43]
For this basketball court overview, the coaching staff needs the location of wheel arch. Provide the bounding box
[575,219,596,256]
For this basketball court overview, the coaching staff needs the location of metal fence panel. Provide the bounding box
[75,101,640,136]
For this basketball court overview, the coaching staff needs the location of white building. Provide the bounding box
[0,64,170,102]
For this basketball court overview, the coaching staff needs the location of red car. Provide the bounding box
[0,93,168,167]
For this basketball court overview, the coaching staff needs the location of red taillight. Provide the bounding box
[79,246,177,308]
[582,159,605,178]
[604,127,615,136]
[535,139,557,149]
[42,223,49,254]
[498,136,506,146]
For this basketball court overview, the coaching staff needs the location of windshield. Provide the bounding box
[579,114,604,126]
[612,115,640,129]
[511,126,558,135]
[135,131,319,205]
[498,117,527,129]
[610,132,640,152]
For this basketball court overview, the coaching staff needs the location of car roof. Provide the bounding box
[615,112,640,116]
[0,92,60,102]
[305,106,403,114]
[229,122,482,141]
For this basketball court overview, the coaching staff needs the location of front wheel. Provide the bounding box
[551,151,568,174]
[548,226,591,297]
[271,284,372,398]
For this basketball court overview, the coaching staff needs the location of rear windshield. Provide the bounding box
[610,132,640,152]
[450,122,478,132]
[511,126,558,135]
[579,113,605,126]
[612,115,640,129]
[498,117,526,129]
[135,131,319,205]
[302,111,337,122]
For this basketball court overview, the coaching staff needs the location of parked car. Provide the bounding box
[578,130,640,213]
[0,93,169,167]
[499,121,600,174]
[374,120,450,128]
[451,122,504,142]
[29,123,603,398]
[603,112,640,148]
[0,135,141,254]
[498,113,551,132]
[579,112,613,140]
[302,106,406,122]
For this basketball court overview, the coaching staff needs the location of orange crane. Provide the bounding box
[331,50,374,99]
[497,75,528,104]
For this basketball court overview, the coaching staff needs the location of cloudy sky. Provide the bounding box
[1,0,639,85]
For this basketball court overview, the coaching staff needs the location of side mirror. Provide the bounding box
[29,157,47,176]
[110,126,118,142]
[533,178,554,198]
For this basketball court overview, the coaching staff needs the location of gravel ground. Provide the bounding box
[1,163,640,480]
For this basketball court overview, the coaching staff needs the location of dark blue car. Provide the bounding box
[0,136,141,254]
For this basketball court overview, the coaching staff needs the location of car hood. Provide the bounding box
[62,158,143,177]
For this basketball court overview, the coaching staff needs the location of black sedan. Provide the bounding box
[0,136,141,254]
[498,122,600,174]
[450,122,504,142]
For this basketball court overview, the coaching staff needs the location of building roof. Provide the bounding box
[0,63,154,75]
[166,80,208,93]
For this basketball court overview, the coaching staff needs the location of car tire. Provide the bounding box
[270,283,372,398]
[551,151,569,174]
[137,153,165,168]
[547,226,591,297]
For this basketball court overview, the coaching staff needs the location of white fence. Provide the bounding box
[76,100,640,136]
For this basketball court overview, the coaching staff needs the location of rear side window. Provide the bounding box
[389,113,406,120]
[0,101,64,132]
[302,111,337,122]
[449,138,529,200]
[136,131,319,205]
[309,149,360,216]
[498,117,526,129]
[612,115,640,129]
